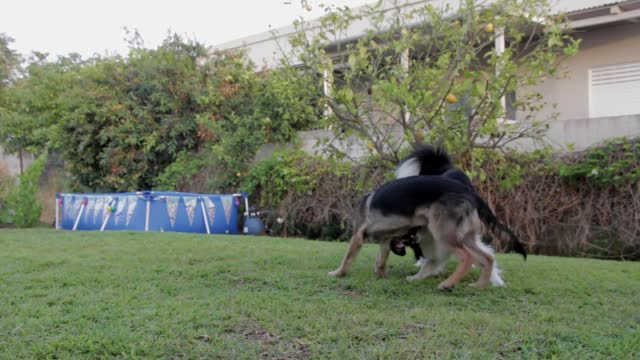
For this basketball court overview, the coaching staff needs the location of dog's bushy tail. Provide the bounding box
[396,145,453,178]
[475,195,527,260]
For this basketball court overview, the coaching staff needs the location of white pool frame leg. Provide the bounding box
[200,197,211,235]
[72,199,87,231]
[55,197,60,230]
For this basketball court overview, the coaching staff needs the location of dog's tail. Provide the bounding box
[475,194,527,260]
[395,145,453,178]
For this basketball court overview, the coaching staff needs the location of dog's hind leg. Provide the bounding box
[426,206,474,289]
[375,240,391,277]
[465,235,499,288]
[438,246,474,290]
[328,224,367,277]
[473,238,505,286]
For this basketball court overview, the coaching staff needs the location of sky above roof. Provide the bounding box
[2,0,371,59]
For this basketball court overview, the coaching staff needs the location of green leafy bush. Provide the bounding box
[239,148,385,239]
[557,138,640,187]
[240,149,327,207]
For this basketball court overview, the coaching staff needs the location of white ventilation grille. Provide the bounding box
[590,62,640,118]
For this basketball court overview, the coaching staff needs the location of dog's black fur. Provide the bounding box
[370,176,477,217]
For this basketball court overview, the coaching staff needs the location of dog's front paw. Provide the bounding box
[328,269,345,277]
[374,269,387,278]
[438,281,455,291]
[414,258,426,268]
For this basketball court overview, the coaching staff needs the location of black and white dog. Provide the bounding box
[328,175,527,290]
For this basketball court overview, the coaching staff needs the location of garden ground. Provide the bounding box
[1,229,638,359]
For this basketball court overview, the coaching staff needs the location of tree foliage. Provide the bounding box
[0,53,82,154]
[0,32,321,192]
[0,33,21,90]
[54,35,212,191]
[205,52,322,189]
[286,0,580,166]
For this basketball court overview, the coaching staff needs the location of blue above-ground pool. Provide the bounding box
[55,191,250,234]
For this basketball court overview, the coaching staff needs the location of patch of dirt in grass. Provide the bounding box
[398,322,437,339]
[223,321,310,359]
[337,284,363,298]
[243,328,281,345]
[260,339,310,360]
[497,339,524,358]
[340,290,362,298]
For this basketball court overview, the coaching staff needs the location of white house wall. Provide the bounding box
[212,0,467,68]
[524,22,640,122]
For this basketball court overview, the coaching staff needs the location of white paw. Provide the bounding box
[414,258,426,268]
[490,268,505,286]
[328,269,344,277]
[406,273,428,282]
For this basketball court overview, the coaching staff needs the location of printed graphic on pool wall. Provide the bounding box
[56,191,248,234]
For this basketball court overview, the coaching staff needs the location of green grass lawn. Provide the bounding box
[1,229,638,359]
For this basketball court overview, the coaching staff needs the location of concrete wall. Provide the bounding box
[513,114,640,151]
[546,115,640,150]
[293,115,640,158]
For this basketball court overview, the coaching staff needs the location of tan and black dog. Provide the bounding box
[329,175,526,290]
